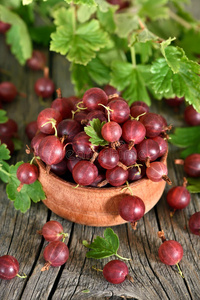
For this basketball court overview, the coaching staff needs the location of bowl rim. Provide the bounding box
[36,148,168,192]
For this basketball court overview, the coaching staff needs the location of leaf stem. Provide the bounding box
[168,9,194,30]
[130,46,136,67]
[115,253,131,261]
[0,166,11,177]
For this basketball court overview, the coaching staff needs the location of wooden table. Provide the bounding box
[0,33,200,300]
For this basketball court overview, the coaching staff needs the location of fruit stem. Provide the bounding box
[145,157,150,168]
[41,261,51,271]
[76,101,87,110]
[58,232,69,242]
[44,67,49,79]
[56,88,62,98]
[130,112,146,121]
[158,230,166,243]
[126,274,134,283]
[90,151,99,164]
[98,103,113,122]
[108,93,119,100]
[16,273,27,279]
[162,175,172,185]
[117,161,128,171]
[30,156,36,165]
[170,209,176,218]
[97,179,108,187]
[176,263,184,278]
[41,118,58,137]
[115,253,131,261]
[131,221,138,230]
[18,92,27,98]
[121,181,133,196]
[174,159,184,165]
[92,266,103,272]
[183,177,188,188]
[128,141,135,150]
[17,182,24,192]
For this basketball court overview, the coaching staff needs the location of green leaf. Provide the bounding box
[135,42,153,64]
[23,180,46,203]
[71,64,93,96]
[51,8,109,65]
[95,0,112,12]
[187,178,200,193]
[29,26,55,46]
[1,0,21,8]
[83,228,120,259]
[14,192,31,213]
[178,29,200,60]
[132,28,159,44]
[0,161,10,183]
[170,126,200,148]
[0,143,11,161]
[4,161,46,213]
[64,0,96,5]
[180,144,200,159]
[97,6,117,34]
[84,119,109,147]
[77,5,97,23]
[136,0,169,20]
[150,50,200,112]
[0,5,32,65]
[114,13,139,38]
[11,138,23,151]
[71,56,111,96]
[110,61,151,105]
[22,0,33,4]
[0,110,8,124]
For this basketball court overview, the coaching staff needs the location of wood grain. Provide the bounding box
[0,30,200,300]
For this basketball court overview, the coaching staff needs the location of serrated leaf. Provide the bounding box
[95,0,111,12]
[29,26,55,46]
[97,6,117,34]
[137,0,169,20]
[71,63,93,96]
[4,161,46,213]
[11,138,23,151]
[0,161,10,183]
[84,118,109,146]
[178,29,200,60]
[65,0,95,5]
[0,5,32,65]
[77,5,97,23]
[114,13,139,38]
[23,180,46,203]
[6,182,17,201]
[14,192,31,213]
[187,178,200,193]
[135,42,153,64]
[110,61,151,105]
[0,143,11,161]
[51,8,108,65]
[180,144,200,159]
[0,110,8,124]
[52,6,75,27]
[133,28,159,44]
[84,228,120,259]
[151,51,200,112]
[170,126,200,148]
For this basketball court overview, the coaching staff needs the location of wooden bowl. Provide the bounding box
[37,151,168,227]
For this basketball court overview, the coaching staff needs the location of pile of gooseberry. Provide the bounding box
[28,87,171,189]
